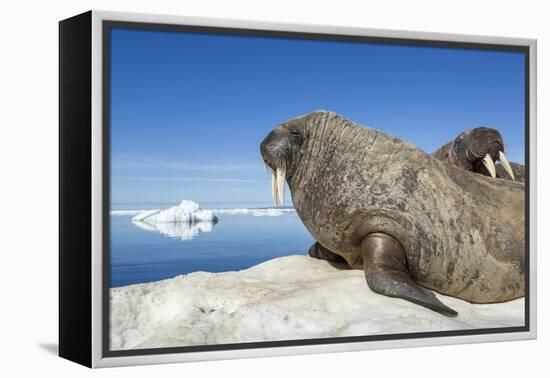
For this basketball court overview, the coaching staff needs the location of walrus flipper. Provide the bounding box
[308,242,347,264]
[361,233,458,317]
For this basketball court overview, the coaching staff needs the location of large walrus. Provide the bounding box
[432,127,525,182]
[260,110,525,316]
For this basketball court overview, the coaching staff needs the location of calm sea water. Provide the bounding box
[110,202,314,287]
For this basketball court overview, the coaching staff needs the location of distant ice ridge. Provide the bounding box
[111,205,296,217]
[110,210,148,216]
[110,255,525,350]
[212,208,295,217]
[131,200,218,223]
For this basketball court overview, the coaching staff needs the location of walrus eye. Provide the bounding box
[289,128,301,141]
[289,129,302,145]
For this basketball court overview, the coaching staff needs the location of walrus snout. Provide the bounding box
[260,129,276,167]
[260,123,303,207]
[260,127,291,163]
[260,127,291,207]
[467,128,504,160]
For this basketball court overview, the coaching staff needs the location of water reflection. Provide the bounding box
[132,220,217,241]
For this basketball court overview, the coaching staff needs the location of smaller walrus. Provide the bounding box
[432,127,524,182]
[260,111,525,316]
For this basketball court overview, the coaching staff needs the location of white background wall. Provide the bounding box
[0,0,546,376]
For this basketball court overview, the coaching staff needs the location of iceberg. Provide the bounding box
[110,255,524,351]
[131,200,218,223]
[133,219,215,240]
[126,200,218,241]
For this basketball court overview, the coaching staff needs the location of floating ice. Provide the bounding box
[133,219,215,240]
[110,255,525,351]
[123,200,218,241]
[131,200,218,223]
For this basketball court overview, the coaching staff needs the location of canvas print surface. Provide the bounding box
[107,26,526,352]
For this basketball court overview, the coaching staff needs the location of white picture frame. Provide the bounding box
[58,10,537,368]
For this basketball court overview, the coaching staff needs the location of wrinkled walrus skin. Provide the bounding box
[260,110,525,315]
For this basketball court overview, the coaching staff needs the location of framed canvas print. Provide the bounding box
[59,10,537,368]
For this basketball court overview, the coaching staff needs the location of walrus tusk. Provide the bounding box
[499,151,515,180]
[276,167,285,206]
[271,170,278,206]
[482,153,496,178]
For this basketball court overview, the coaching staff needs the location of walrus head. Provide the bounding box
[260,118,307,206]
[448,127,515,180]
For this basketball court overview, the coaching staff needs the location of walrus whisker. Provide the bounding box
[261,158,270,172]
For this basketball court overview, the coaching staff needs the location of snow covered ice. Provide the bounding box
[110,255,524,350]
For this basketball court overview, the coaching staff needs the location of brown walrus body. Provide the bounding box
[260,110,525,315]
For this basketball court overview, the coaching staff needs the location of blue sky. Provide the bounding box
[109,28,525,206]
